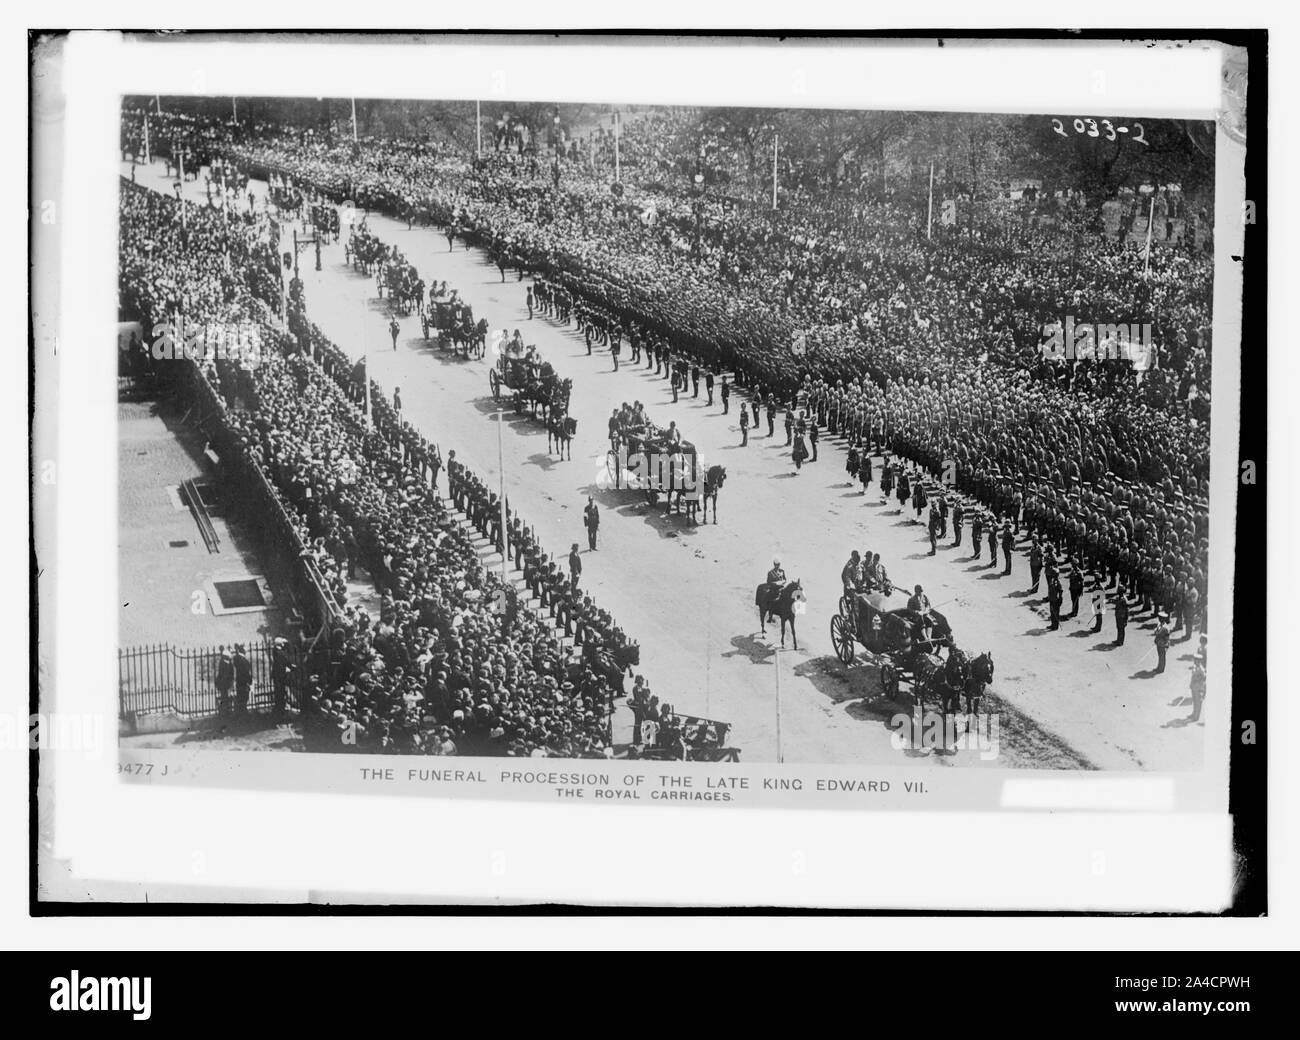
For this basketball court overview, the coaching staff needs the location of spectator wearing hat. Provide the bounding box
[215,647,234,716]
[232,644,253,715]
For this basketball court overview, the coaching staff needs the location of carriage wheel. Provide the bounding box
[880,662,900,700]
[838,595,851,619]
[830,615,854,665]
[489,369,501,400]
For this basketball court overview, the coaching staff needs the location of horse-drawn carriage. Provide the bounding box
[605,430,696,502]
[604,428,727,522]
[635,713,741,763]
[490,353,572,417]
[829,591,994,721]
[426,300,483,359]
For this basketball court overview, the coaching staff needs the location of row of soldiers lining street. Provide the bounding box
[444,448,634,673]
[801,372,1207,636]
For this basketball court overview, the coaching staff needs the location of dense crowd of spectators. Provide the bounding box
[119,178,636,757]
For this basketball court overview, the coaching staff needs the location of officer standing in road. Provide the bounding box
[986,518,999,569]
[1047,575,1064,631]
[1068,564,1084,617]
[1029,537,1044,592]
[1001,520,1015,575]
[1113,590,1129,646]
[971,510,984,561]
[705,370,715,406]
[583,496,600,551]
[951,499,964,547]
[740,405,750,446]
[720,376,730,414]
[568,543,583,590]
[389,316,401,350]
[1154,614,1171,673]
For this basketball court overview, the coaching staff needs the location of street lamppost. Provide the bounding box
[490,408,512,628]
[773,646,785,764]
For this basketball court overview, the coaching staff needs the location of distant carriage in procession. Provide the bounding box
[605,430,695,509]
[637,714,742,763]
[489,353,573,423]
[829,591,994,724]
[425,300,483,359]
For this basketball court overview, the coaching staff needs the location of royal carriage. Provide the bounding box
[604,430,698,506]
[636,713,741,763]
[829,591,954,702]
[489,352,573,424]
[427,300,476,359]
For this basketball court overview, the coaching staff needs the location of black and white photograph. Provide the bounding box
[25,25,1272,917]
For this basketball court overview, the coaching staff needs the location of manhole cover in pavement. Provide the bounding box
[212,579,266,610]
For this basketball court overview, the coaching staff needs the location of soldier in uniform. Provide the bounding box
[986,517,999,569]
[1113,591,1129,646]
[1068,565,1084,617]
[1153,615,1171,673]
[1001,520,1015,575]
[951,499,964,547]
[739,405,750,446]
[971,510,984,562]
[1029,536,1043,591]
[1047,574,1064,631]
[583,496,600,551]
[720,376,730,414]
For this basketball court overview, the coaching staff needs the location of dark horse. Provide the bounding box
[755,579,806,650]
[700,464,727,524]
[547,411,576,460]
[963,651,995,718]
[681,464,727,525]
[912,643,964,753]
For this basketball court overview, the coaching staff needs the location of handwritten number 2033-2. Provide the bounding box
[1051,118,1147,145]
